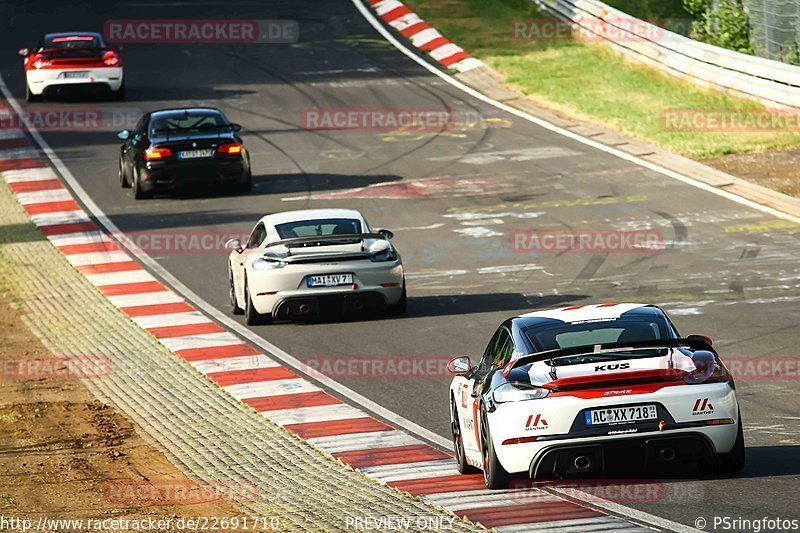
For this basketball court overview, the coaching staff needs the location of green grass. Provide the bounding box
[405,0,800,159]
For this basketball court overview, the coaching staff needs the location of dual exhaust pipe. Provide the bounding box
[572,446,675,471]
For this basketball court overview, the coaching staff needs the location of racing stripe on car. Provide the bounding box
[2,147,649,532]
[368,0,483,73]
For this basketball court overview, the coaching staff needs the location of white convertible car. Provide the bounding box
[226,209,405,324]
[447,303,744,488]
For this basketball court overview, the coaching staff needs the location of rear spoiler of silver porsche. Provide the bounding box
[260,233,390,262]
[263,233,389,249]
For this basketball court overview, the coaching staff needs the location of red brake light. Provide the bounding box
[217,143,243,156]
[103,50,121,67]
[684,350,731,385]
[32,54,51,69]
[144,147,172,161]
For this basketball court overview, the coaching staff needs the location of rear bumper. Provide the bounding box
[140,160,248,190]
[248,261,404,315]
[26,67,123,95]
[529,432,715,478]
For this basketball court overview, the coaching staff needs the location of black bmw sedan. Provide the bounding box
[118,107,252,199]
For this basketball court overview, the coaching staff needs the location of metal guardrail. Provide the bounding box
[531,0,800,108]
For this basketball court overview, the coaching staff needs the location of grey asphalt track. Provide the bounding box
[2,0,800,528]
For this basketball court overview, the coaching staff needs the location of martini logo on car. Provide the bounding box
[525,414,548,430]
[693,398,714,415]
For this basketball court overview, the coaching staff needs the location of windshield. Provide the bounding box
[525,317,674,351]
[275,218,362,239]
[149,111,230,136]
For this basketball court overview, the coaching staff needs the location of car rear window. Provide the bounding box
[525,318,672,351]
[275,219,362,239]
[149,112,230,137]
[44,34,103,49]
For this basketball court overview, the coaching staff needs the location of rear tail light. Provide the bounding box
[684,350,732,385]
[144,147,173,161]
[32,54,51,69]
[502,436,539,445]
[102,50,121,67]
[217,143,243,156]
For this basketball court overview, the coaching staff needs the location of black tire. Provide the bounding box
[385,282,407,316]
[713,412,745,474]
[119,158,131,188]
[236,168,252,193]
[132,168,151,199]
[480,407,511,489]
[229,266,243,315]
[112,82,125,101]
[25,83,41,102]
[451,397,479,474]
[244,277,272,325]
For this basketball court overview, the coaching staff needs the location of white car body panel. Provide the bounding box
[449,303,741,478]
[26,66,123,95]
[229,209,404,316]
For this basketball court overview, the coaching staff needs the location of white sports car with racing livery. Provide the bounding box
[226,209,405,324]
[447,303,744,489]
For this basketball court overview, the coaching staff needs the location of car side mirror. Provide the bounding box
[225,238,242,252]
[377,228,394,240]
[447,356,471,375]
[117,130,130,141]
[18,48,29,57]
[230,123,242,133]
[686,334,713,347]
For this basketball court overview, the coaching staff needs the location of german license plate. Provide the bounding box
[178,149,214,159]
[585,405,657,426]
[64,71,89,79]
[307,274,352,287]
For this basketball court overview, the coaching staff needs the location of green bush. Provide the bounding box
[683,0,753,54]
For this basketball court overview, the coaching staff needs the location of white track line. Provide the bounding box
[3,167,58,182]
[261,403,366,425]
[85,269,156,287]
[308,430,420,454]
[359,459,458,482]
[132,311,213,329]
[225,378,320,401]
[189,354,280,374]
[108,291,184,309]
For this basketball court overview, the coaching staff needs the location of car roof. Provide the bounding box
[516,303,660,324]
[44,32,103,39]
[150,107,224,118]
[259,209,366,228]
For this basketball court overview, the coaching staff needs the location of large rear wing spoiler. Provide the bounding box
[263,233,388,249]
[509,336,715,371]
